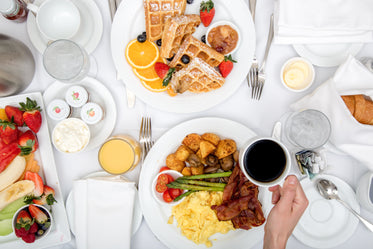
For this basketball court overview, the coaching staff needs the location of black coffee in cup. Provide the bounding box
[243,139,286,183]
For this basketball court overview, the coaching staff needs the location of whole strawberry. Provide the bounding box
[5,105,24,126]
[0,120,18,144]
[218,55,237,78]
[19,98,42,133]
[18,130,39,155]
[200,0,215,27]
[154,62,175,87]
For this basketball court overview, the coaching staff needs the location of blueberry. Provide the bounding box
[37,229,44,236]
[187,0,194,4]
[201,35,206,44]
[156,39,162,46]
[137,33,146,43]
[181,55,190,64]
[142,31,146,36]
[167,55,175,62]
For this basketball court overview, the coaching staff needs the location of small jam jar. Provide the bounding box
[47,99,71,121]
[65,85,88,108]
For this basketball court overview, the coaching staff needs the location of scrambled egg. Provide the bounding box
[169,191,234,247]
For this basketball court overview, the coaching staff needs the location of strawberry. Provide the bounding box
[28,205,48,225]
[5,105,24,126]
[18,130,38,156]
[200,0,215,27]
[16,210,34,231]
[25,172,44,197]
[22,233,35,243]
[218,54,237,78]
[29,222,38,234]
[0,120,18,144]
[0,142,21,173]
[33,185,57,206]
[15,227,29,238]
[19,98,42,133]
[154,62,175,87]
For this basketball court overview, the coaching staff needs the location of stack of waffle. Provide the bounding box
[143,0,187,41]
[160,14,201,58]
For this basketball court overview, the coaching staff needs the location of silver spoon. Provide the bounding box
[316,179,373,232]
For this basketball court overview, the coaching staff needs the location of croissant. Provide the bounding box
[341,94,373,125]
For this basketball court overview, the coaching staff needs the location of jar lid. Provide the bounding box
[65,85,88,108]
[47,99,71,121]
[80,102,103,125]
[0,0,16,15]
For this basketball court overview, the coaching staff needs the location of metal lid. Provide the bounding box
[0,0,16,15]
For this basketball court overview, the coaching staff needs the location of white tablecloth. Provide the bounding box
[1,0,373,248]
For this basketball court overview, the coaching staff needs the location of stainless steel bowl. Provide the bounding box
[0,34,35,97]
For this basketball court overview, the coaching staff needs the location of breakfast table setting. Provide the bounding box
[1,0,373,248]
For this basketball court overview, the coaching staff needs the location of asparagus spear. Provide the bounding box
[173,190,196,202]
[177,171,232,180]
[175,179,226,188]
[167,182,224,191]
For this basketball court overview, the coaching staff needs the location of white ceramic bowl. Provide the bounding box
[356,171,373,213]
[151,170,185,206]
[52,118,90,154]
[280,57,315,92]
[206,20,241,55]
[12,204,53,241]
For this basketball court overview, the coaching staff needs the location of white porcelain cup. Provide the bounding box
[27,0,80,40]
[356,171,373,213]
[239,137,291,187]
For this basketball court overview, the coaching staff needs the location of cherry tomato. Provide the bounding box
[157,174,169,185]
[169,188,182,199]
[159,166,170,173]
[166,174,174,183]
[155,182,168,193]
[162,190,173,203]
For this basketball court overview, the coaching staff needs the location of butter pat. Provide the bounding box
[281,57,315,92]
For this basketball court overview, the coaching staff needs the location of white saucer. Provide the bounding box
[27,0,103,54]
[293,174,360,248]
[65,171,143,236]
[43,77,117,151]
[293,43,363,67]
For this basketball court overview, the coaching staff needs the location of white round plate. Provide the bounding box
[111,0,255,113]
[43,77,117,151]
[293,43,363,67]
[65,171,142,236]
[293,174,360,248]
[138,117,271,249]
[27,0,103,54]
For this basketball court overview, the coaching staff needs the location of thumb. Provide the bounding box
[277,176,297,208]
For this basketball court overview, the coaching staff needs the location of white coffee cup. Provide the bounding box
[27,0,80,41]
[239,137,291,187]
[356,171,373,213]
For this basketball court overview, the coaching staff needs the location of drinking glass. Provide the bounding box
[43,39,90,82]
[285,109,331,149]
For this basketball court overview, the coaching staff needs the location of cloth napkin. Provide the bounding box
[274,0,373,44]
[73,176,136,249]
[290,55,373,170]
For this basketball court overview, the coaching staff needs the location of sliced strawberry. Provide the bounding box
[200,0,215,27]
[25,172,44,197]
[19,98,42,133]
[0,142,21,173]
[18,130,38,156]
[16,210,33,231]
[5,105,24,126]
[0,120,18,144]
[33,185,57,206]
[218,54,237,78]
[28,205,48,225]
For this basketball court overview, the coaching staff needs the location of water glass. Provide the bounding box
[285,109,331,149]
[43,39,90,82]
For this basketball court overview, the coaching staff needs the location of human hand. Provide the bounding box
[263,175,308,249]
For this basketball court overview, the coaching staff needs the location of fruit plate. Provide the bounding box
[111,0,255,113]
[0,92,71,249]
[138,117,271,249]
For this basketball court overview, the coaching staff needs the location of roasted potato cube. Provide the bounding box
[200,141,216,158]
[181,167,192,176]
[191,165,204,175]
[182,133,202,152]
[175,145,192,161]
[166,153,185,172]
[201,133,220,146]
[215,139,237,159]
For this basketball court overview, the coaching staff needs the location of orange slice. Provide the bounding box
[133,57,166,81]
[0,109,8,121]
[125,39,159,69]
[140,78,168,92]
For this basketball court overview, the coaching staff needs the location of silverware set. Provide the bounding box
[139,117,154,161]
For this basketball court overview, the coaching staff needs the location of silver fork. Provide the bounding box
[254,14,274,100]
[139,117,153,161]
[246,0,258,98]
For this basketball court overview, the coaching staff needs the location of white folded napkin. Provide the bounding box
[291,55,373,170]
[274,0,373,44]
[73,176,136,249]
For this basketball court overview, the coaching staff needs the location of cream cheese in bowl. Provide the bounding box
[52,118,90,153]
[281,57,315,92]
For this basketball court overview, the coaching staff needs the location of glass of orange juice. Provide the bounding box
[98,135,141,175]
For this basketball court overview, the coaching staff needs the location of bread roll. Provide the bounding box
[341,94,373,125]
